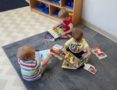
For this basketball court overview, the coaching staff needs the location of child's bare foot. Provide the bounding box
[67,34,72,38]
[61,34,71,39]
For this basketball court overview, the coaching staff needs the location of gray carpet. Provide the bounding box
[3,24,117,90]
[0,0,28,12]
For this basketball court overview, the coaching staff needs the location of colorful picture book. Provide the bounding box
[92,48,107,60]
[62,60,77,70]
[50,44,64,60]
[62,52,80,69]
[50,45,90,70]
[46,27,63,41]
[44,32,55,41]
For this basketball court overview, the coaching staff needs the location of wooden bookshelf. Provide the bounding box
[30,0,83,25]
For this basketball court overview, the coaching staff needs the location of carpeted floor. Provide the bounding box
[3,24,117,90]
[0,0,28,12]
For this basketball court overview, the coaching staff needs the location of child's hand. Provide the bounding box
[61,32,65,36]
[53,26,57,30]
[62,47,67,54]
[41,54,52,67]
[54,28,57,32]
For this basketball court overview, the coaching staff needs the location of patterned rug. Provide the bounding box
[2,25,117,90]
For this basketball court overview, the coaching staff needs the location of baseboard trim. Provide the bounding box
[81,19,117,43]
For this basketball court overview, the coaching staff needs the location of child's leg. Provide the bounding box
[37,50,52,75]
[61,33,72,39]
[39,65,47,74]
[66,48,85,58]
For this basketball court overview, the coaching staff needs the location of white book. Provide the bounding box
[83,63,97,75]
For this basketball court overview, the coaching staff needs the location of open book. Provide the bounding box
[61,50,89,70]
[83,63,97,75]
[92,48,107,60]
[62,60,78,70]
[45,27,63,41]
[51,44,89,70]
[62,52,80,69]
[50,44,64,60]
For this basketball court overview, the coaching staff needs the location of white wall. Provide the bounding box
[82,0,117,38]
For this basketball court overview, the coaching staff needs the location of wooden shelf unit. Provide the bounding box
[30,0,83,25]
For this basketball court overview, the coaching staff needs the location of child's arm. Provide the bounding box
[82,38,91,58]
[41,54,52,67]
[86,46,91,58]
[62,45,68,54]
[53,22,62,29]
[63,38,73,53]
[62,23,73,35]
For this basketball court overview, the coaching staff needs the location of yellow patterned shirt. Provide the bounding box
[65,38,89,53]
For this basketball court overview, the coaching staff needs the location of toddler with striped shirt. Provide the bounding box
[17,45,52,81]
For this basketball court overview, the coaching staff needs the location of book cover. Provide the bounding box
[83,63,97,75]
[48,27,63,40]
[62,52,80,69]
[50,44,64,60]
[44,32,55,41]
[92,48,107,60]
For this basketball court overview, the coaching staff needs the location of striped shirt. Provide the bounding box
[18,52,43,81]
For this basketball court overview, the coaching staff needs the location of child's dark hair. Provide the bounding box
[72,28,83,42]
[17,45,35,61]
[58,7,69,18]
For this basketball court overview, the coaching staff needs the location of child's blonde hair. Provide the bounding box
[58,7,69,18]
[17,45,35,61]
[72,28,83,42]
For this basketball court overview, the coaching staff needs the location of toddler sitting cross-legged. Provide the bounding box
[17,45,52,81]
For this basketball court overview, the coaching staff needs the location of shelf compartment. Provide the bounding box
[66,0,74,9]
[37,0,61,8]
[31,8,61,21]
[32,8,49,17]
[30,0,83,25]
[50,5,60,17]
[35,2,49,14]
[61,0,74,12]
[45,0,61,5]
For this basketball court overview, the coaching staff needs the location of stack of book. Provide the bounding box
[50,44,64,60]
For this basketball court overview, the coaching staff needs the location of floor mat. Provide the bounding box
[0,0,28,12]
[3,25,117,90]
